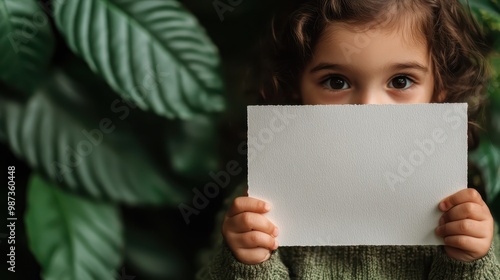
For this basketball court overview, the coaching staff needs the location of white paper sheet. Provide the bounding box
[248,104,467,246]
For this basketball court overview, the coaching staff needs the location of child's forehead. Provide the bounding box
[321,18,428,48]
[320,2,431,46]
[310,21,432,69]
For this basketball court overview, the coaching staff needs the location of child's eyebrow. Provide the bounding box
[309,63,348,73]
[387,62,429,73]
[309,62,429,74]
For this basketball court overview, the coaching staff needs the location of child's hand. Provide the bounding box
[436,188,494,262]
[222,197,279,265]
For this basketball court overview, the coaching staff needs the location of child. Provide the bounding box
[200,0,500,278]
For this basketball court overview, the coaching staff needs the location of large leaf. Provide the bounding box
[53,0,225,119]
[0,0,54,94]
[0,68,189,205]
[25,174,123,280]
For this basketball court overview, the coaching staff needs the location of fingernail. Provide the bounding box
[264,202,271,211]
[273,227,279,237]
[274,239,279,249]
[439,201,446,211]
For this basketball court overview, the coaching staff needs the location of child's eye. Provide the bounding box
[322,76,350,90]
[388,76,414,90]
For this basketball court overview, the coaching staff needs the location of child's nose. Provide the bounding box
[354,90,387,105]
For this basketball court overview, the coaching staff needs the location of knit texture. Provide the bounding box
[197,184,500,279]
[200,240,500,279]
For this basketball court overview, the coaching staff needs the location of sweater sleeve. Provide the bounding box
[428,224,500,280]
[201,242,290,280]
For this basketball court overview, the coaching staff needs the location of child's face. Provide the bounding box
[300,23,435,105]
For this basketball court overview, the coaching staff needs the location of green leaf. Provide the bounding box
[25,174,123,280]
[470,139,500,203]
[0,68,188,205]
[53,0,225,119]
[0,0,54,94]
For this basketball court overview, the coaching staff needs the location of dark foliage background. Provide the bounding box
[0,0,498,279]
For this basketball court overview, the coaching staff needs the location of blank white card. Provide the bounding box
[248,104,467,246]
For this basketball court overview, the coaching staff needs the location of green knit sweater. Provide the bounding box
[201,240,500,279]
[198,186,500,279]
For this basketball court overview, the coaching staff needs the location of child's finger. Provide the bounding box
[233,247,272,265]
[439,189,485,212]
[231,231,278,250]
[443,246,479,263]
[443,235,488,253]
[439,202,488,224]
[227,212,278,236]
[227,197,271,217]
[436,220,486,238]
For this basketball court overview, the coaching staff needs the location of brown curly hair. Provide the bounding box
[259,0,491,150]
